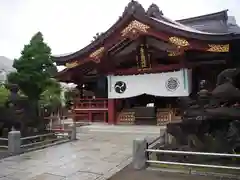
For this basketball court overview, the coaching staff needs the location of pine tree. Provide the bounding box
[7,32,57,101]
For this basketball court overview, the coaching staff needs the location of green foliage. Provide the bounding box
[64,89,75,102]
[39,79,62,108]
[64,88,78,108]
[0,85,10,107]
[7,32,58,100]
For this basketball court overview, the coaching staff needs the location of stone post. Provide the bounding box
[165,133,174,145]
[132,138,148,170]
[70,121,77,140]
[8,130,21,155]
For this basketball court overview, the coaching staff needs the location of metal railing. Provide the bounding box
[21,131,70,150]
[147,136,163,149]
[0,126,76,155]
[146,147,240,170]
[0,137,8,149]
[21,133,55,140]
[133,133,240,176]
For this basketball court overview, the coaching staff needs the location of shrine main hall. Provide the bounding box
[53,1,240,125]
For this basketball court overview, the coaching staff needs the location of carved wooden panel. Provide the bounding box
[207,44,229,52]
[169,36,189,47]
[121,20,150,37]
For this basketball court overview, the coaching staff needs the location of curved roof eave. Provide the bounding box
[52,2,145,65]
[52,14,132,64]
[52,1,148,64]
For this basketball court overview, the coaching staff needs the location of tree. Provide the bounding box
[39,78,62,109]
[7,32,57,101]
[0,85,10,107]
[64,88,79,109]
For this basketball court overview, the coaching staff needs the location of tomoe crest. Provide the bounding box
[114,81,127,94]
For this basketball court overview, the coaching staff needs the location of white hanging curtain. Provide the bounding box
[107,68,192,99]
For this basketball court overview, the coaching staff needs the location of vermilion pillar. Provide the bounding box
[108,99,116,124]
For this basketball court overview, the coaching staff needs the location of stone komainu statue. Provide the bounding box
[166,68,240,154]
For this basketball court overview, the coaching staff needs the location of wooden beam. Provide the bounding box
[185,51,228,60]
[108,38,134,56]
[108,64,184,75]
[187,59,226,66]
[108,59,226,76]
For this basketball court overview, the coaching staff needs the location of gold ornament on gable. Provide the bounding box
[169,36,189,47]
[121,20,150,37]
[65,61,79,69]
[89,47,105,63]
[207,44,229,52]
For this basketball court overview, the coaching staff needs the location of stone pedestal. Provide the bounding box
[132,138,147,170]
[8,130,21,155]
[69,122,77,140]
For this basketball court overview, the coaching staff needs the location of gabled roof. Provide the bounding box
[53,1,240,65]
[53,1,144,65]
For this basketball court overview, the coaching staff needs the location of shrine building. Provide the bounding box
[53,1,240,125]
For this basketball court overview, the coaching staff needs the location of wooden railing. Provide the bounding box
[73,98,108,123]
[73,98,108,110]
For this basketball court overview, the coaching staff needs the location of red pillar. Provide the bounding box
[108,99,116,124]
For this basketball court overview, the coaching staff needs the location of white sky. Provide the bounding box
[0,0,239,60]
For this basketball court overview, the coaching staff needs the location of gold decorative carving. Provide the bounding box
[207,44,229,52]
[169,36,189,47]
[167,50,183,57]
[65,61,79,68]
[90,47,104,58]
[140,45,147,68]
[89,47,105,63]
[168,51,181,57]
[136,44,151,71]
[121,20,150,37]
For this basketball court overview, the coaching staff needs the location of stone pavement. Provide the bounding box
[0,125,160,180]
[109,164,222,180]
[108,164,221,180]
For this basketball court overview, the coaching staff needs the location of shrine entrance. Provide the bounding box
[116,94,180,126]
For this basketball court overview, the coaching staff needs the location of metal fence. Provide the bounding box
[0,124,77,155]
[20,131,71,152]
[132,134,240,171]
[0,137,8,149]
[146,149,240,170]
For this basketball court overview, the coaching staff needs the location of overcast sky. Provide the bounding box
[0,0,239,60]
